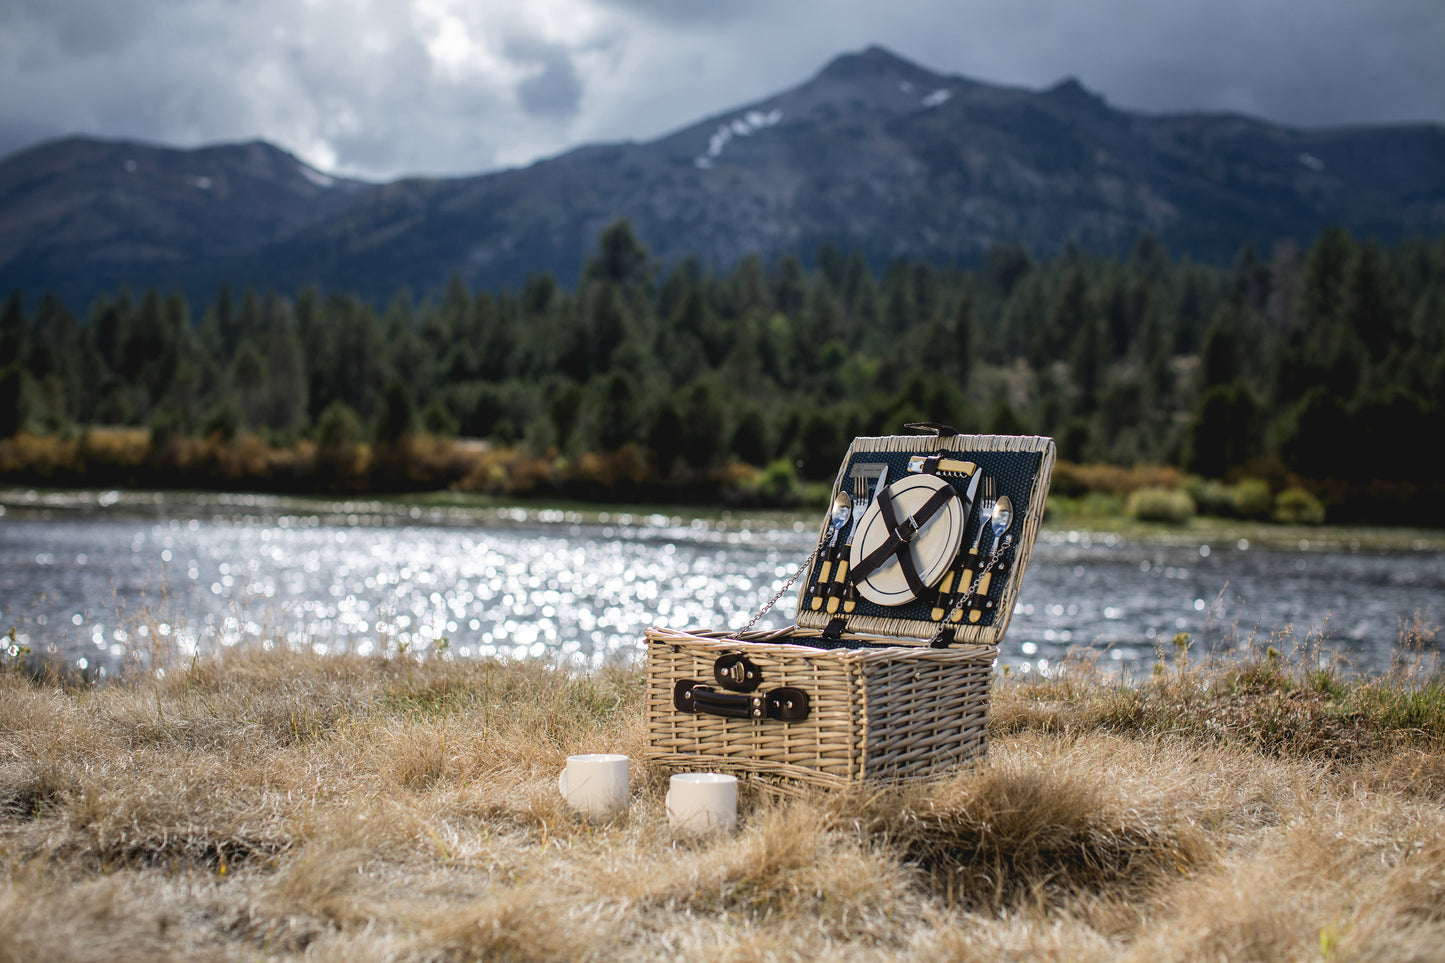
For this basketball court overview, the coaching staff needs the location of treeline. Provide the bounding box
[2,222,1443,520]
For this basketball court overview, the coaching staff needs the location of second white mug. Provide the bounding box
[666,772,738,833]
[557,753,630,817]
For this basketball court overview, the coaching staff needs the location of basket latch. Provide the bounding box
[712,653,762,692]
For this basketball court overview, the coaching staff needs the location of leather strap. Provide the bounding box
[850,483,957,595]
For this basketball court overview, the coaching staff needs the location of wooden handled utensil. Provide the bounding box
[811,491,851,610]
[969,494,1013,623]
[840,464,887,613]
[931,468,982,619]
[949,476,995,622]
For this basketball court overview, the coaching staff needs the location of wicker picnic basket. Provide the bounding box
[644,427,1055,789]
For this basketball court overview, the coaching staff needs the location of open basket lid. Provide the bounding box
[794,430,1056,648]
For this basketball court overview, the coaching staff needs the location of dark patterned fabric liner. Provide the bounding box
[800,445,1043,641]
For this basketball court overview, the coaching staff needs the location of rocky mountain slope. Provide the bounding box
[3,46,1442,305]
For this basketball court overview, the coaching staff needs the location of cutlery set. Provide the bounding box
[809,462,888,614]
[806,458,1016,627]
[934,479,1014,626]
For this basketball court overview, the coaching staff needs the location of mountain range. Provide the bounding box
[3,45,1444,308]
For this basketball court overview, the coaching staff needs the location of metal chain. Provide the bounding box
[937,534,1013,629]
[738,547,820,635]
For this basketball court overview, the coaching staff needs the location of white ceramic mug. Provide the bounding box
[666,772,738,833]
[557,753,630,817]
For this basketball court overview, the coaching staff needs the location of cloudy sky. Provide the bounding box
[2,0,1441,181]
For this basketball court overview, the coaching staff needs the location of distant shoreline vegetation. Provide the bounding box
[2,222,1443,525]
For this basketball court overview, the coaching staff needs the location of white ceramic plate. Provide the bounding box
[848,474,964,606]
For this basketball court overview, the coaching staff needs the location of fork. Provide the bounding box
[829,472,870,613]
[947,475,995,622]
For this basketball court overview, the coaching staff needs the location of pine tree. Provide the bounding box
[949,291,975,392]
[230,340,268,429]
[264,307,309,433]
[586,280,630,376]
[0,292,27,369]
[1339,241,1396,362]
[772,255,808,319]
[584,219,654,298]
[374,375,418,445]
[1069,313,1108,411]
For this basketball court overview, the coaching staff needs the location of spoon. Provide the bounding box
[811,491,852,611]
[969,494,1013,623]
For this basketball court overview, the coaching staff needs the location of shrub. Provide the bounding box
[1273,486,1325,525]
[316,401,365,450]
[1126,487,1196,525]
[757,458,800,500]
[1052,462,1185,497]
[1231,478,1273,519]
[421,400,459,437]
[1187,478,1236,517]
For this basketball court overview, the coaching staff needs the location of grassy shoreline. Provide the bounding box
[5,484,1445,554]
[3,636,1443,961]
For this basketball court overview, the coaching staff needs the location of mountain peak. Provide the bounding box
[815,45,936,84]
[1044,76,1108,111]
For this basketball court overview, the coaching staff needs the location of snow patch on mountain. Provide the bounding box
[299,163,337,188]
[922,88,952,108]
[694,109,783,169]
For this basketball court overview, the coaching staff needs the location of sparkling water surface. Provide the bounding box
[2,489,1440,678]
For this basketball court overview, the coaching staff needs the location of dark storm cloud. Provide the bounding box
[923,0,1445,128]
[0,0,537,177]
[1,0,1440,181]
[505,37,584,121]
[590,0,772,28]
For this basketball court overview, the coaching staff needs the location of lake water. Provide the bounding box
[2,489,1441,679]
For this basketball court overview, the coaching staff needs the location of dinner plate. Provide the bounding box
[848,474,965,606]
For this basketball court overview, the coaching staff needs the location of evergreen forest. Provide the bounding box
[2,221,1443,524]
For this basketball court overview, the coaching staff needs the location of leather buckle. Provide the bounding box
[895,514,920,543]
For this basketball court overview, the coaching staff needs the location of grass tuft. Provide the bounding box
[849,751,1210,914]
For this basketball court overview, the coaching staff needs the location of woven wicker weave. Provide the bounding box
[645,628,995,789]
[642,431,1053,789]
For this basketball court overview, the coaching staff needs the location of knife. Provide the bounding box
[811,519,844,611]
[909,455,977,476]
[951,476,994,623]
[839,465,888,614]
[931,468,982,620]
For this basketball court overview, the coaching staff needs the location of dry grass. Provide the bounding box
[3,635,1444,961]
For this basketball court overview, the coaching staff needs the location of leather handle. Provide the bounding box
[904,422,958,437]
[673,681,810,722]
